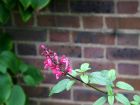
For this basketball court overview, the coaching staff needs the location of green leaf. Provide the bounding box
[23,75,36,86]
[89,70,112,86]
[23,65,44,86]
[80,63,91,72]
[19,5,33,22]
[6,85,26,105]
[49,79,70,96]
[69,70,78,77]
[20,0,31,9]
[19,61,28,73]
[131,101,139,105]
[108,69,116,81]
[0,61,7,73]
[92,96,107,105]
[0,4,9,24]
[0,33,13,52]
[31,0,51,10]
[108,95,114,105]
[0,73,12,104]
[115,93,130,105]
[116,81,134,91]
[134,95,140,103]
[106,86,113,96]
[2,0,15,9]
[80,74,89,84]
[66,80,75,91]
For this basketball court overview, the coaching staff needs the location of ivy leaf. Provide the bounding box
[80,63,91,72]
[92,96,107,105]
[66,80,75,91]
[116,81,134,91]
[6,85,26,105]
[108,69,116,81]
[108,95,114,105]
[80,74,89,84]
[0,73,12,104]
[19,5,33,22]
[115,93,130,105]
[19,0,31,10]
[0,4,9,24]
[31,0,50,10]
[49,79,70,96]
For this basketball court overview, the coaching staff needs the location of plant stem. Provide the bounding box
[67,73,107,95]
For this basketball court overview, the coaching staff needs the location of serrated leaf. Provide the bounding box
[66,80,75,91]
[6,85,26,105]
[80,74,89,84]
[134,95,140,103]
[49,79,70,96]
[115,93,130,105]
[108,95,114,105]
[20,0,31,9]
[108,69,116,81]
[31,0,50,10]
[80,63,91,72]
[116,81,134,91]
[92,96,107,105]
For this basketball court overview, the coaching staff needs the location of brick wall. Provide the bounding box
[1,0,140,105]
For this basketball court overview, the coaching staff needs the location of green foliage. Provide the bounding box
[92,96,107,105]
[66,80,75,91]
[0,33,44,105]
[80,74,89,84]
[49,79,70,96]
[0,0,51,24]
[116,81,134,91]
[115,93,130,105]
[131,95,140,105]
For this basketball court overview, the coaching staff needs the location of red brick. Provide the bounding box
[73,89,105,102]
[38,15,80,28]
[84,47,104,58]
[50,30,70,42]
[51,91,71,100]
[117,34,139,46]
[21,57,44,69]
[17,43,37,55]
[117,1,138,14]
[40,102,80,105]
[14,13,34,27]
[106,48,140,60]
[116,78,140,90]
[118,63,139,76]
[23,86,49,98]
[72,32,115,45]
[6,29,47,41]
[106,17,140,29]
[72,60,115,71]
[83,16,103,29]
[48,45,81,58]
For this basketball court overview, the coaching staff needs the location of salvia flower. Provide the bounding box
[40,44,72,79]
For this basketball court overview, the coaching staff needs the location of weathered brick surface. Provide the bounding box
[7,29,47,41]
[83,16,103,29]
[107,48,140,60]
[49,0,69,12]
[73,89,105,102]
[38,15,80,28]
[48,45,81,57]
[117,1,138,14]
[106,17,140,29]
[118,63,139,75]
[70,0,114,13]
[17,43,37,55]
[40,102,80,105]
[50,30,70,42]
[84,47,104,58]
[117,34,139,46]
[72,32,115,45]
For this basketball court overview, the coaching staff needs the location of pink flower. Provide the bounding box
[40,44,72,79]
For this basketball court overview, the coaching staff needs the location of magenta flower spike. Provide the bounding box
[40,44,72,79]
